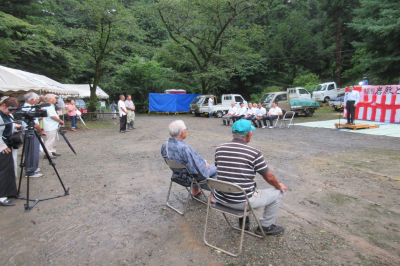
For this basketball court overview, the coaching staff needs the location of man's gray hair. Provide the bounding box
[24,92,39,102]
[44,94,55,102]
[119,94,124,99]
[169,120,186,137]
[232,133,247,140]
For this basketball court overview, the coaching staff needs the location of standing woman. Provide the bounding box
[67,100,78,131]
[208,96,214,118]
[0,97,19,206]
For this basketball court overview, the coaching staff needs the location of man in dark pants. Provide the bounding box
[262,101,282,128]
[343,85,360,125]
[118,95,128,133]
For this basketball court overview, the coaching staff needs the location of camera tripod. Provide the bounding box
[17,118,69,212]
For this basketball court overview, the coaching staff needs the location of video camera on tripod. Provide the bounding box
[9,102,50,121]
[2,102,70,212]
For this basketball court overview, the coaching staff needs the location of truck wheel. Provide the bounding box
[305,108,313,117]
[324,97,330,103]
[195,113,201,117]
[216,111,223,118]
[334,106,339,111]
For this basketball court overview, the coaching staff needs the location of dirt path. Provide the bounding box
[0,115,399,265]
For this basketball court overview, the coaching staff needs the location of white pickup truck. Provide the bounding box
[287,87,312,99]
[312,82,345,103]
[190,94,248,118]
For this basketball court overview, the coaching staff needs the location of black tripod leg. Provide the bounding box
[17,134,27,195]
[35,130,69,195]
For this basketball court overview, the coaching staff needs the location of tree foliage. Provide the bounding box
[156,0,261,94]
[349,0,400,83]
[0,0,399,105]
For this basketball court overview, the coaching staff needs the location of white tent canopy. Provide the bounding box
[63,84,109,99]
[0,65,79,96]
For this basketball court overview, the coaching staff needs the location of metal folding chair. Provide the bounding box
[279,111,295,128]
[203,179,266,257]
[273,115,280,127]
[165,158,207,215]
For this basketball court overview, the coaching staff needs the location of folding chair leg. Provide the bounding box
[166,180,192,216]
[203,202,244,257]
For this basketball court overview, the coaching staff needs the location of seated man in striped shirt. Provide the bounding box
[214,119,287,235]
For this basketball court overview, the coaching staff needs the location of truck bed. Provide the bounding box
[290,98,320,107]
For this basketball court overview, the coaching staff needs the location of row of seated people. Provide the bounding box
[222,101,282,128]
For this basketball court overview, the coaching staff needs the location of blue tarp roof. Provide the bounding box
[149,93,200,112]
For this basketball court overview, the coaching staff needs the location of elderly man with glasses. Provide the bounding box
[161,120,217,199]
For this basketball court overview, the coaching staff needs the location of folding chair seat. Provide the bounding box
[203,179,265,257]
[165,158,207,216]
[279,111,295,128]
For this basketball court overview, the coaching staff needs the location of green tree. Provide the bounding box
[156,0,261,94]
[0,11,78,82]
[349,0,400,83]
[317,0,360,86]
[68,0,138,112]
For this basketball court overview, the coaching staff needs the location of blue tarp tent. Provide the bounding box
[149,93,200,112]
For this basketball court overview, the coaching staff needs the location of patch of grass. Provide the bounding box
[328,193,357,206]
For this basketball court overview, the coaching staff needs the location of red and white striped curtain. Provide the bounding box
[344,85,400,123]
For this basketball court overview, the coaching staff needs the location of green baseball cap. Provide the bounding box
[232,119,256,135]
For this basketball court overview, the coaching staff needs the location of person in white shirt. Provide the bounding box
[244,102,256,121]
[43,94,64,159]
[208,97,214,118]
[222,102,237,126]
[232,102,247,122]
[118,95,128,133]
[262,101,283,128]
[343,85,360,125]
[251,102,266,128]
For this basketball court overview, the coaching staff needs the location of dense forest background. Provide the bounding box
[1,0,399,111]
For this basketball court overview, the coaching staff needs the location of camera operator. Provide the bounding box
[43,94,64,159]
[22,92,43,177]
[0,97,20,206]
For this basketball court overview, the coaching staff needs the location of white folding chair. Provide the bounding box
[165,158,207,215]
[203,179,266,257]
[279,111,295,128]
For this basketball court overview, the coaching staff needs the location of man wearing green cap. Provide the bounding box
[214,119,287,235]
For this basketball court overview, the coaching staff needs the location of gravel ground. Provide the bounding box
[0,110,399,266]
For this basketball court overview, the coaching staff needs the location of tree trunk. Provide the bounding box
[201,78,206,94]
[89,61,101,113]
[334,12,342,87]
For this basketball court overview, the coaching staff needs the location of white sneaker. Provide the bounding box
[36,168,40,172]
[262,126,266,129]
[25,172,43,178]
[269,126,274,129]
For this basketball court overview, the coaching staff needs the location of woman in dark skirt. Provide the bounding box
[0,97,20,206]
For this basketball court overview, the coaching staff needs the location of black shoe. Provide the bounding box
[238,216,250,230]
[52,152,61,156]
[44,154,56,159]
[0,199,15,206]
[345,122,350,125]
[255,224,284,236]
[119,130,125,133]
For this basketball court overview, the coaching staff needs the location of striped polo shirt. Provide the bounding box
[214,138,269,203]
